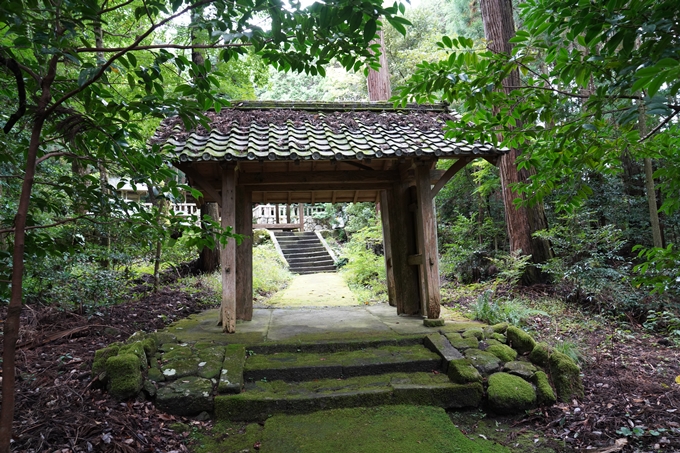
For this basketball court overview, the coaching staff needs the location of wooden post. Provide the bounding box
[298,203,304,231]
[387,178,420,315]
[275,203,280,224]
[380,190,397,307]
[220,164,237,333]
[414,161,441,319]
[236,186,253,321]
[286,204,291,223]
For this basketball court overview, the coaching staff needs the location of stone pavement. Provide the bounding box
[165,303,484,345]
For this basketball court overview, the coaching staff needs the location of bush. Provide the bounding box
[339,224,387,303]
[252,243,292,296]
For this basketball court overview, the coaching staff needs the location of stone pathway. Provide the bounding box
[266,273,358,307]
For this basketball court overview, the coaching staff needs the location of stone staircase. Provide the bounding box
[273,231,336,274]
[213,337,483,421]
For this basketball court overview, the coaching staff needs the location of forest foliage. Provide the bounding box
[1,0,679,448]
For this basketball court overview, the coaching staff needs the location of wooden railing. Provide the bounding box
[252,203,326,231]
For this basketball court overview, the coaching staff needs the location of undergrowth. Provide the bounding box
[338,224,387,303]
[253,242,293,297]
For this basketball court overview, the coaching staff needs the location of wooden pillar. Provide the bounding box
[275,203,280,224]
[286,204,291,223]
[387,180,420,315]
[380,190,397,307]
[298,203,304,231]
[220,164,237,333]
[414,161,441,319]
[236,186,253,321]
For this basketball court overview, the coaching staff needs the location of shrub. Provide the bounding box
[252,243,292,296]
[471,290,545,326]
[339,224,387,303]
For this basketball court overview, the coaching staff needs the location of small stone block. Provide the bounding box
[218,344,245,394]
[423,318,445,327]
[423,334,463,372]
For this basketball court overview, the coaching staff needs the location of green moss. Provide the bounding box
[219,344,245,394]
[491,333,507,343]
[141,337,158,357]
[92,343,120,376]
[147,367,165,382]
[191,421,265,453]
[486,344,518,363]
[197,346,226,380]
[490,322,509,334]
[549,351,584,402]
[105,354,143,400]
[215,372,479,421]
[156,376,214,416]
[447,335,479,350]
[260,406,509,453]
[506,326,536,354]
[461,328,485,340]
[533,371,557,406]
[155,332,178,345]
[529,342,551,367]
[169,422,191,433]
[447,359,482,384]
[487,372,537,414]
[484,339,502,346]
[118,342,147,370]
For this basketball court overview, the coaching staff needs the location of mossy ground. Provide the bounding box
[192,405,513,453]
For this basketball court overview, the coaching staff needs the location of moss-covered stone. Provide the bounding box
[156,376,214,416]
[118,342,148,370]
[528,342,551,367]
[447,335,479,351]
[486,344,518,363]
[445,332,462,340]
[503,361,537,380]
[197,346,227,380]
[482,339,502,347]
[506,326,536,354]
[549,351,584,402]
[143,379,157,397]
[105,354,143,400]
[487,372,537,414]
[92,343,120,376]
[447,359,482,384]
[147,367,165,383]
[463,349,501,375]
[490,322,509,334]
[533,371,556,405]
[162,344,194,360]
[461,328,485,340]
[219,344,245,394]
[155,332,178,345]
[161,358,200,380]
[491,333,507,343]
[423,318,445,327]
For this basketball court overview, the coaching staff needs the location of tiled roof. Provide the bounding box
[152,101,500,162]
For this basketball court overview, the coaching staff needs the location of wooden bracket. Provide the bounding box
[431,157,473,198]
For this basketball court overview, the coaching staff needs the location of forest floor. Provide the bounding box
[1,275,679,452]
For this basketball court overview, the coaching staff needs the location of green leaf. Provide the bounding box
[363,19,377,44]
[128,53,137,68]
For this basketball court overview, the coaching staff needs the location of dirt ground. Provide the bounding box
[0,278,679,452]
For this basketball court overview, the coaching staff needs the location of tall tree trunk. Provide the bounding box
[479,0,552,282]
[191,6,220,272]
[367,29,391,101]
[638,104,663,247]
[199,202,221,272]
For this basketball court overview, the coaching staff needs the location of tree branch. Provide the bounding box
[0,56,26,134]
[75,42,250,52]
[100,0,135,15]
[504,84,643,101]
[36,151,95,165]
[47,0,217,116]
[639,110,680,143]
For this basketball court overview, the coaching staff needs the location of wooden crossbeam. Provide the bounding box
[238,170,398,186]
[431,157,472,198]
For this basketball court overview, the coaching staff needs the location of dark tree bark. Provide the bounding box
[198,202,221,272]
[479,0,552,282]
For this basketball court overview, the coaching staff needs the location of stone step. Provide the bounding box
[286,254,333,263]
[243,344,442,382]
[279,246,327,254]
[291,265,337,274]
[214,372,483,422]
